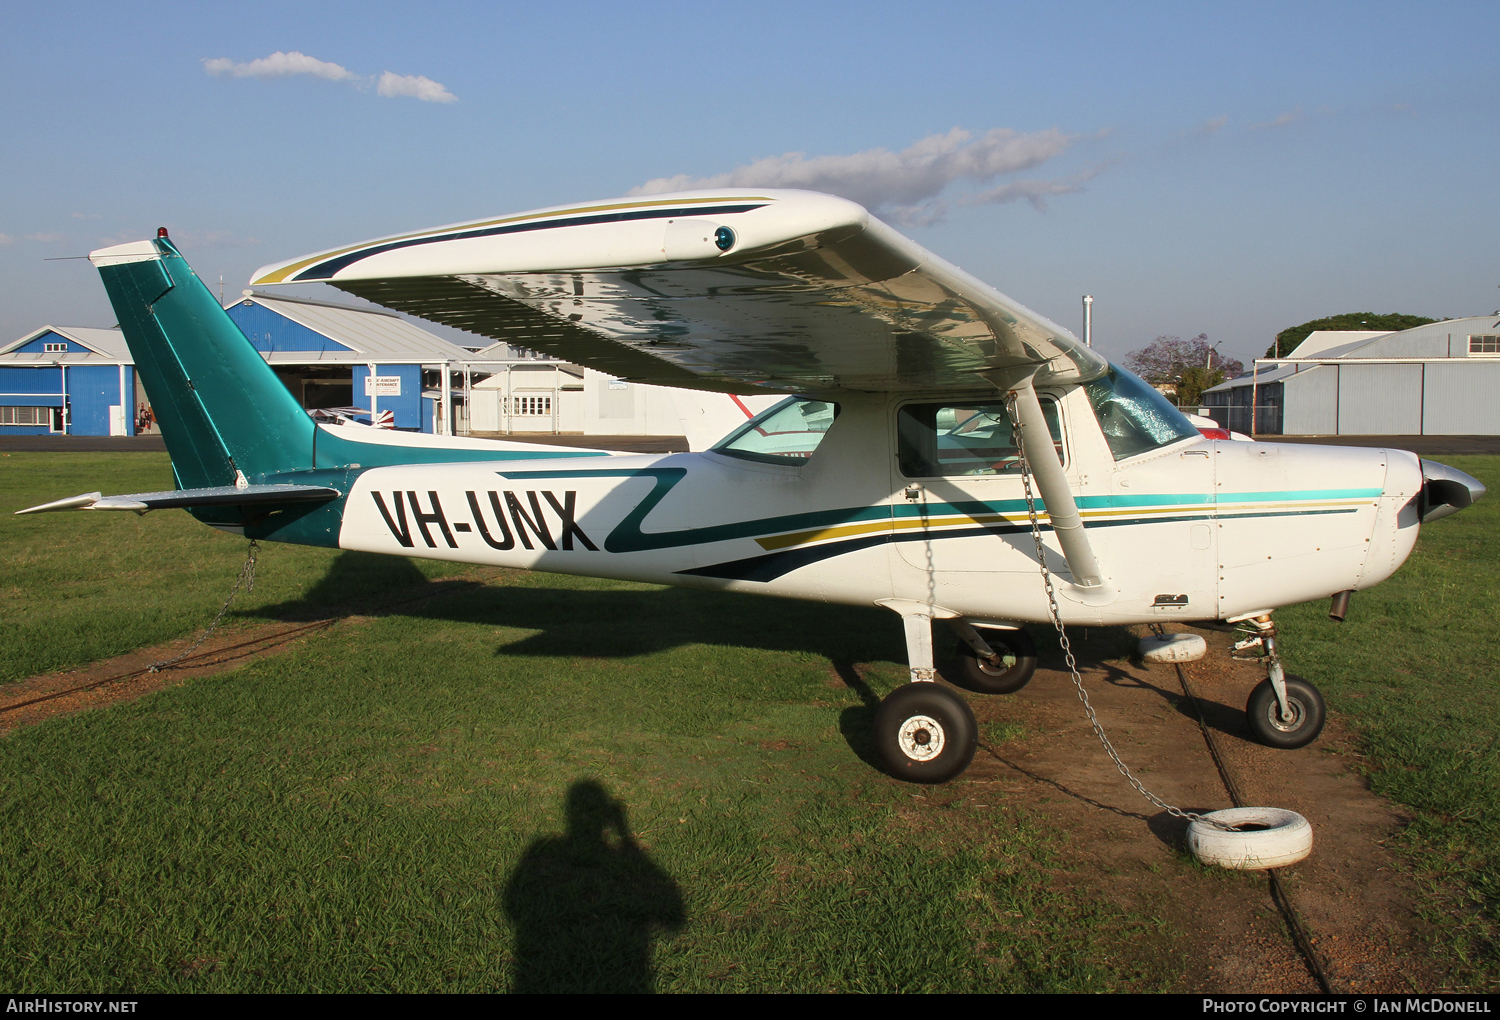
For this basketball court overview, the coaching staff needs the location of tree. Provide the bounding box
[1265,312,1437,359]
[1125,334,1244,407]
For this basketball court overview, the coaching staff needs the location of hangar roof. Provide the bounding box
[228,291,475,364]
[0,326,133,364]
[1287,330,1390,358]
[1205,314,1500,395]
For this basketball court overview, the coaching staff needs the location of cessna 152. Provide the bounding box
[18,189,1485,783]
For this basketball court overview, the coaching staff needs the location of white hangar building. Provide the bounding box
[1202,315,1500,436]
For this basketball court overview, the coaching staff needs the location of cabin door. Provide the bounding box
[889,396,1068,579]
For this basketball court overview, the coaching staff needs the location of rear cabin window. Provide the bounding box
[1084,365,1200,461]
[897,399,1063,477]
[714,397,840,465]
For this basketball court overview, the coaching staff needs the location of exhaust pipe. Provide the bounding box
[1329,590,1352,622]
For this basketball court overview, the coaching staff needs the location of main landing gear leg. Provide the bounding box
[1236,614,1327,750]
[873,613,978,783]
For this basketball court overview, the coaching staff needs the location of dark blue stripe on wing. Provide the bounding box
[295,204,769,281]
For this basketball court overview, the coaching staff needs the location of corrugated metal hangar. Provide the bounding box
[1202,314,1500,436]
[226,290,474,433]
[0,327,137,435]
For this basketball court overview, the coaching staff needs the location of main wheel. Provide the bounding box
[1245,676,1326,749]
[951,627,1037,695]
[873,683,978,783]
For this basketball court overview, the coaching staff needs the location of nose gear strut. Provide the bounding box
[1002,393,1237,831]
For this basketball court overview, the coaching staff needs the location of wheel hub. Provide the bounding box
[1266,698,1305,732]
[897,715,946,761]
[979,652,1018,675]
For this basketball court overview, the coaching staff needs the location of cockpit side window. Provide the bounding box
[897,398,1063,478]
[714,397,840,465]
[1084,365,1201,461]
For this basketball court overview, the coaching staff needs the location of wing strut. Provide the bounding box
[1008,380,1104,589]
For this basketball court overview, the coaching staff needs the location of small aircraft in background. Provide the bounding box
[18,191,1484,783]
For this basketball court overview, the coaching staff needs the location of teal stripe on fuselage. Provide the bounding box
[1216,488,1381,502]
[497,466,1378,554]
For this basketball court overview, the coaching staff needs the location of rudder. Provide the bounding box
[91,235,314,488]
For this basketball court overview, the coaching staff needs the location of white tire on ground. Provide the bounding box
[1138,633,1207,663]
[1187,807,1313,870]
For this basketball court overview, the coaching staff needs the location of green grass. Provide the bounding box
[1275,455,1500,987]
[4,450,1498,991]
[0,452,488,682]
[1,452,1169,993]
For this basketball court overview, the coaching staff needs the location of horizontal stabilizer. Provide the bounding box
[15,484,341,516]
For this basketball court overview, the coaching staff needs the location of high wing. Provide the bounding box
[252,189,1107,396]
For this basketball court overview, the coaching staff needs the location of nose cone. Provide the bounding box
[1420,460,1486,523]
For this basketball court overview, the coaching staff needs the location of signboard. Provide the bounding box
[364,375,402,397]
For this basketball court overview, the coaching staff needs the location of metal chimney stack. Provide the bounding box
[1082,295,1094,348]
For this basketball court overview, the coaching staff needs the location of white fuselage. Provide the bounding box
[336,389,1422,627]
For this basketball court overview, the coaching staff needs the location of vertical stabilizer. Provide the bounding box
[90,236,313,488]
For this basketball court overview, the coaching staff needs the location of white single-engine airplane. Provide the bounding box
[19,189,1485,783]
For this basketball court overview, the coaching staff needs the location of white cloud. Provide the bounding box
[1196,115,1229,135]
[630,127,1088,224]
[70,212,100,220]
[376,71,456,103]
[203,50,356,81]
[202,52,457,103]
[0,231,64,244]
[1252,107,1302,130]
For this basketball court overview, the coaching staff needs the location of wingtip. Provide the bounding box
[15,492,103,515]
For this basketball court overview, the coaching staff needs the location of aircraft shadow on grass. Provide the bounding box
[256,552,1247,778]
[503,780,684,993]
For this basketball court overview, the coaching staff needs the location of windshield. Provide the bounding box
[714,397,840,465]
[1085,365,1200,461]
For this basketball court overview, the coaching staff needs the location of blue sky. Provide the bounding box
[2,1,1496,367]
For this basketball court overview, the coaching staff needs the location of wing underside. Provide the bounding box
[253,190,1107,396]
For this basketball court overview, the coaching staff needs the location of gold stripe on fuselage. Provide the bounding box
[753,498,1371,553]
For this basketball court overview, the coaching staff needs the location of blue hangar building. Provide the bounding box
[0,326,137,435]
[1,291,477,436]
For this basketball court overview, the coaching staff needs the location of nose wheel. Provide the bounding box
[1245,676,1326,749]
[1234,614,1327,749]
[874,683,978,783]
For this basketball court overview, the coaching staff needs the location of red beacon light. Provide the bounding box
[157,227,169,238]
[1197,426,1231,440]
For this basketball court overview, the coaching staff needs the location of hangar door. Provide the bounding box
[1338,364,1421,435]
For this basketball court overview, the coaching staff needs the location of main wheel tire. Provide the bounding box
[951,627,1037,695]
[873,683,978,784]
[1245,676,1326,749]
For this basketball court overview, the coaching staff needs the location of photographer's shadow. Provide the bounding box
[503,781,684,993]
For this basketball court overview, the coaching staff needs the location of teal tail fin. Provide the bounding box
[90,235,313,488]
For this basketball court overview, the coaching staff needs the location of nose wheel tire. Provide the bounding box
[1245,676,1326,749]
[874,683,978,784]
[951,627,1037,695]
